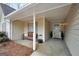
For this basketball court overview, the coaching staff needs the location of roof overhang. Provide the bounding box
[5,3,72,21]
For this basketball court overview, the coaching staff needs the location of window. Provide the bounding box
[28,23,33,32]
[28,23,38,33]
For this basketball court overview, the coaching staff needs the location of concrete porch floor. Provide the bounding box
[14,40,33,48]
[31,39,71,56]
[13,39,71,56]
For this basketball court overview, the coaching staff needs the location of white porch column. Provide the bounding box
[43,16,45,42]
[3,18,12,40]
[10,20,12,40]
[5,19,11,39]
[33,10,36,51]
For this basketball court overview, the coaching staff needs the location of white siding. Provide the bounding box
[24,22,28,37]
[65,4,79,56]
[12,20,24,40]
[0,5,5,31]
[45,20,51,40]
[37,16,45,42]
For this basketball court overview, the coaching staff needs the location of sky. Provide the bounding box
[6,3,26,9]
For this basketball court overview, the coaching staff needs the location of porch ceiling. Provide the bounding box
[38,4,72,23]
[5,3,72,22]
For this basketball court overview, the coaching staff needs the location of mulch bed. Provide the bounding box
[0,41,33,56]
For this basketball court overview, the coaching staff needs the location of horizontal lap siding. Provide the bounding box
[65,4,79,56]
[12,20,24,40]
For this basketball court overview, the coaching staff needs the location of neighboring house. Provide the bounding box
[2,3,79,56]
[0,3,15,35]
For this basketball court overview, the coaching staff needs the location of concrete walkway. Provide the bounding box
[31,39,71,56]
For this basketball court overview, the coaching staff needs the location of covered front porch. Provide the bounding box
[10,16,45,50]
[5,3,72,52]
[5,15,45,51]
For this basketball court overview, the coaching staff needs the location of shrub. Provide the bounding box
[0,32,10,43]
